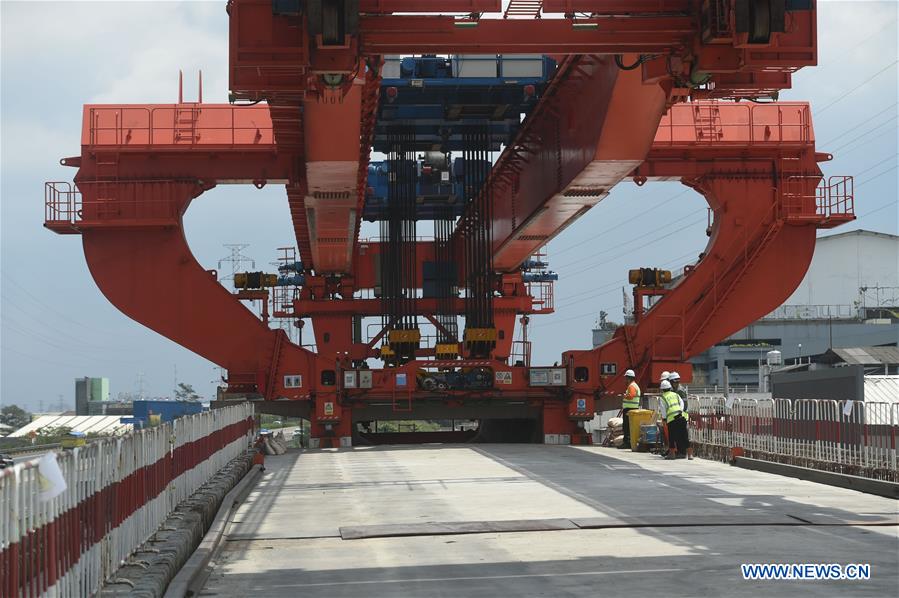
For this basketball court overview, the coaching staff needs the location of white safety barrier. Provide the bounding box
[688,397,898,482]
[0,404,254,598]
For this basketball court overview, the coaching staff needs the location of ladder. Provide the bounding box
[93,152,120,219]
[504,0,543,19]
[174,104,200,143]
[693,103,723,142]
[685,209,783,354]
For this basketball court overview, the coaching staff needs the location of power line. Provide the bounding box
[819,102,897,147]
[835,127,898,159]
[851,154,897,179]
[553,245,703,308]
[855,164,898,190]
[0,271,124,337]
[550,189,692,258]
[0,345,122,371]
[851,201,897,225]
[0,297,126,351]
[816,60,899,115]
[828,114,898,154]
[538,246,705,328]
[555,209,706,272]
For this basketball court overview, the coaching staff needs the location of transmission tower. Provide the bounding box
[217,244,255,282]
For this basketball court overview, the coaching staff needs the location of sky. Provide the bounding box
[1,0,897,412]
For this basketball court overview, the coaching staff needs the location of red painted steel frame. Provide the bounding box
[48,98,851,445]
[45,1,849,445]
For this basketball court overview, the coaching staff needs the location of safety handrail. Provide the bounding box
[688,397,898,481]
[86,105,276,148]
[653,102,812,146]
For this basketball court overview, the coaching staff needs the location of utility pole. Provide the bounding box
[136,372,146,400]
[217,244,255,282]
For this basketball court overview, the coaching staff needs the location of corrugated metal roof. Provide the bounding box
[831,346,899,366]
[864,376,899,404]
[9,415,133,438]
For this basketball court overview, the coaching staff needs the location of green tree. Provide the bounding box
[174,383,201,401]
[0,404,31,430]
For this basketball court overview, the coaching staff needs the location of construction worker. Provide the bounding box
[620,369,641,449]
[661,380,690,460]
[658,371,672,456]
[669,372,693,459]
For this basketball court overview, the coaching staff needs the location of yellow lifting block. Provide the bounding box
[388,329,421,343]
[435,343,459,358]
[379,345,395,357]
[464,328,497,342]
[234,272,278,289]
[627,268,672,287]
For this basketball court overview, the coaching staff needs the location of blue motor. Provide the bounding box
[363,153,491,221]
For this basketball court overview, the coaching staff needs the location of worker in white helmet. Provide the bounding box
[660,379,690,459]
[668,372,693,459]
[658,371,672,456]
[620,368,641,449]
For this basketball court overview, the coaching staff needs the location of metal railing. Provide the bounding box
[653,103,812,146]
[688,397,898,481]
[0,404,254,598]
[44,182,81,227]
[86,105,275,147]
[45,180,192,228]
[781,175,855,222]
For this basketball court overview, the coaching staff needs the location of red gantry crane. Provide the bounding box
[46,1,853,447]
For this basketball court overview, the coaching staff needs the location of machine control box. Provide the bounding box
[343,370,373,389]
[528,368,566,387]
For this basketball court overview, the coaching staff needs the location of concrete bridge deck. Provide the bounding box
[200,445,898,597]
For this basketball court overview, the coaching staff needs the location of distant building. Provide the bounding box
[591,230,899,388]
[770,346,899,402]
[75,377,110,415]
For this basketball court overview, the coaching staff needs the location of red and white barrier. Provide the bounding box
[0,404,254,598]
[689,397,898,481]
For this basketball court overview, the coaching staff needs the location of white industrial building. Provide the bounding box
[691,230,898,388]
[784,230,898,307]
[591,230,899,388]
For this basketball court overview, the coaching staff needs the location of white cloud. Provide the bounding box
[2,1,228,104]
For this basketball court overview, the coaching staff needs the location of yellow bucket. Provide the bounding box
[627,409,656,450]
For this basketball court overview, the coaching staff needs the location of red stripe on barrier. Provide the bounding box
[0,416,252,596]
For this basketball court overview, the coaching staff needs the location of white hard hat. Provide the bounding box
[624,369,636,378]
[669,371,681,381]
[660,371,670,382]
[660,380,672,390]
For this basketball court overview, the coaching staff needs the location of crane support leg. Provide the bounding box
[566,173,822,410]
[78,185,325,400]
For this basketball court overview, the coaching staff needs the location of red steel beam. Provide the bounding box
[466,55,668,272]
[358,15,695,54]
[294,296,532,317]
[359,0,501,11]
[542,0,690,12]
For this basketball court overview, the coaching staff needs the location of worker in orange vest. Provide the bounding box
[620,369,641,449]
